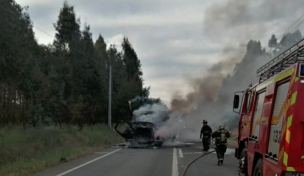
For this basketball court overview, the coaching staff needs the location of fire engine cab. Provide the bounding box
[233,39,304,176]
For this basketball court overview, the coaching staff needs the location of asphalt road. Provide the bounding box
[33,143,238,176]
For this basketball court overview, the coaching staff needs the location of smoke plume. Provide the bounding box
[132,0,304,142]
[167,0,303,133]
[171,45,246,114]
[132,103,169,125]
[203,0,304,43]
[165,0,304,140]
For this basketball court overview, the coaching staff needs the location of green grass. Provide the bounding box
[0,124,124,176]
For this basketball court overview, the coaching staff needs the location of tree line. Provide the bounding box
[268,30,303,56]
[0,0,161,128]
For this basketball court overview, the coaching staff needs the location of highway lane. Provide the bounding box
[33,143,238,176]
[179,144,238,176]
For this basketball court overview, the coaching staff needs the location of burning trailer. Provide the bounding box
[115,121,164,148]
[115,103,170,148]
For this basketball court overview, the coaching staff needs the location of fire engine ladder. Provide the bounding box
[257,39,304,83]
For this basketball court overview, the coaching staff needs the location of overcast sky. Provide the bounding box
[15,0,304,106]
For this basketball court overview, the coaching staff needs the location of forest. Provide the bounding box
[0,0,161,129]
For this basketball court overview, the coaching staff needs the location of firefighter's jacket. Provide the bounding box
[200,125,212,139]
[212,129,230,146]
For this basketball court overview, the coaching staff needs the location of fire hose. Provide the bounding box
[180,150,215,176]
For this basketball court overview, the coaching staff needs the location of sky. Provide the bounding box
[15,0,304,106]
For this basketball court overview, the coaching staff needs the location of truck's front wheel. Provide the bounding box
[253,158,263,176]
[238,149,248,176]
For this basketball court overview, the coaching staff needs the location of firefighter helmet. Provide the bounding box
[203,120,208,124]
[219,124,225,129]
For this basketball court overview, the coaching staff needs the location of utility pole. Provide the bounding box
[108,59,112,128]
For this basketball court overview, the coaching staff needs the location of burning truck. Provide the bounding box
[115,103,170,148]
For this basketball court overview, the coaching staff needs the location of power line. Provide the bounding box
[33,26,54,39]
[280,15,304,37]
[0,4,54,39]
[0,3,102,66]
[266,12,304,59]
[0,2,102,95]
[289,17,304,34]
[278,12,304,41]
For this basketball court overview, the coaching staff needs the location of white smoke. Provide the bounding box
[132,103,169,125]
[132,103,201,142]
[130,96,147,103]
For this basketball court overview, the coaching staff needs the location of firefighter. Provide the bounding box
[212,124,230,166]
[200,120,212,151]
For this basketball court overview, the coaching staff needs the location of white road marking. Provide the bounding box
[172,148,179,176]
[178,148,183,158]
[56,149,121,176]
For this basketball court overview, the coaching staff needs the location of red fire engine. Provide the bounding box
[233,39,304,176]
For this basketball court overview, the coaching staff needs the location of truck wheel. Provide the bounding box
[238,149,248,176]
[253,158,263,176]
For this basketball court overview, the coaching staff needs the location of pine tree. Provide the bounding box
[107,45,128,122]
[121,37,143,99]
[95,35,108,66]
[279,30,302,50]
[0,0,39,125]
[78,24,100,125]
[53,1,83,124]
[268,34,278,51]
[53,1,81,51]
[94,35,108,122]
[122,37,143,78]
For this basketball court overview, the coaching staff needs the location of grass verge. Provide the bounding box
[0,124,124,176]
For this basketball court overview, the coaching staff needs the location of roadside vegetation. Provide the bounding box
[0,125,124,176]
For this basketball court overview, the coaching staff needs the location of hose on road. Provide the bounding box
[180,150,215,176]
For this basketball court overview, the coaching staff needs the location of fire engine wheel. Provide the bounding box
[238,149,248,176]
[252,158,263,176]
